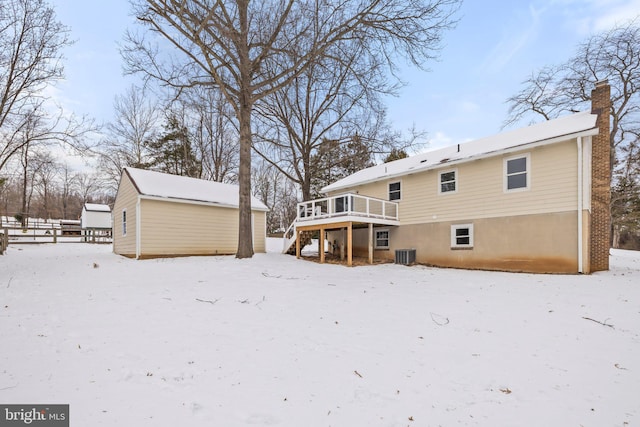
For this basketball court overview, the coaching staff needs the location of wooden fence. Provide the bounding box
[0,228,7,255]
[0,226,112,252]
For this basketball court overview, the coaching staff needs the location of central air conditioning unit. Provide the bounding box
[395,249,416,265]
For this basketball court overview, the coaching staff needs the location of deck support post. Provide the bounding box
[295,229,301,259]
[368,223,373,264]
[347,222,353,267]
[319,227,325,263]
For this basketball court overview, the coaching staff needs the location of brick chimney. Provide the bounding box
[589,80,611,272]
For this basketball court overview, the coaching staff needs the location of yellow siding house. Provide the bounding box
[113,168,268,259]
[286,81,611,274]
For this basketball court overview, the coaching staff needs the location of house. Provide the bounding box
[113,167,268,259]
[80,203,112,242]
[285,81,611,274]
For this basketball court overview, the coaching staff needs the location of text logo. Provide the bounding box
[0,405,68,426]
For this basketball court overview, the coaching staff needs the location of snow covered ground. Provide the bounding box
[1,241,638,426]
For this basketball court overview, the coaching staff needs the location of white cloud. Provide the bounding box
[549,0,640,34]
[480,4,547,73]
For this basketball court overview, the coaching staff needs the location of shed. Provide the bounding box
[81,203,112,228]
[113,167,268,259]
[81,203,112,242]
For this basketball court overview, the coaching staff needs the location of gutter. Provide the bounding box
[577,137,583,273]
[136,196,141,260]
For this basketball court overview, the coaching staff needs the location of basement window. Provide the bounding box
[451,224,473,249]
[375,229,390,249]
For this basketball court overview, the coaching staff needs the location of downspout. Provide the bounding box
[577,136,583,273]
[136,197,141,259]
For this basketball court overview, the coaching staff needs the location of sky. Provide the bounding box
[51,0,640,160]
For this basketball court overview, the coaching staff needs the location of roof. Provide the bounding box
[83,203,111,213]
[322,110,599,193]
[123,167,269,211]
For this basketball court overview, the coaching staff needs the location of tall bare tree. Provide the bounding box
[504,18,640,172]
[99,84,160,187]
[0,0,72,171]
[504,18,640,248]
[183,86,239,183]
[124,0,460,258]
[252,43,414,201]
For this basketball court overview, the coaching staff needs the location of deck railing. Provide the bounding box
[282,193,399,253]
[296,193,399,222]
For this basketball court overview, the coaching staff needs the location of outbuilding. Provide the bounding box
[80,203,112,242]
[113,167,268,259]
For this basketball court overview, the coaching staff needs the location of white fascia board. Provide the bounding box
[138,194,269,212]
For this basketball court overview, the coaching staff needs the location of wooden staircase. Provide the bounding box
[282,222,314,255]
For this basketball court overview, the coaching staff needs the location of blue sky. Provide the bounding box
[53,0,640,154]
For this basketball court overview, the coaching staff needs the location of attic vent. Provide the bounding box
[395,249,416,265]
[420,159,428,163]
[440,158,450,163]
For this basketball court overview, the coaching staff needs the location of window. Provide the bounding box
[389,181,401,201]
[375,229,390,249]
[504,154,530,191]
[122,209,127,236]
[439,169,457,194]
[335,195,350,213]
[451,224,473,248]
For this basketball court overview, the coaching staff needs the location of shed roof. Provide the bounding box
[322,110,599,193]
[83,203,111,213]
[124,167,269,211]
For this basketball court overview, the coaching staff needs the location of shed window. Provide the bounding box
[439,169,457,194]
[122,209,127,236]
[451,224,473,248]
[505,154,530,191]
[375,229,390,249]
[389,181,401,201]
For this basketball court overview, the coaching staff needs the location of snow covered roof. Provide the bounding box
[84,203,111,213]
[322,111,599,194]
[124,167,269,211]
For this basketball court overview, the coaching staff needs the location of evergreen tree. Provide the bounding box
[146,116,201,177]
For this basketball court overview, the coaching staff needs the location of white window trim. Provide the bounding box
[388,180,402,201]
[438,168,458,195]
[503,153,531,193]
[451,223,473,249]
[374,228,390,250]
[122,209,127,237]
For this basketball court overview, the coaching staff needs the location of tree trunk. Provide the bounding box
[236,100,254,258]
[21,148,28,228]
[236,1,254,259]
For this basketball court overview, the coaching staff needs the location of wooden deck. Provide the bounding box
[283,193,400,266]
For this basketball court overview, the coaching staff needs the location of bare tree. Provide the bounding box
[252,42,415,201]
[32,151,60,220]
[99,84,160,187]
[75,172,101,204]
[0,0,73,171]
[252,158,298,234]
[505,18,640,171]
[504,18,640,248]
[59,163,79,219]
[124,0,460,258]
[183,87,239,183]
